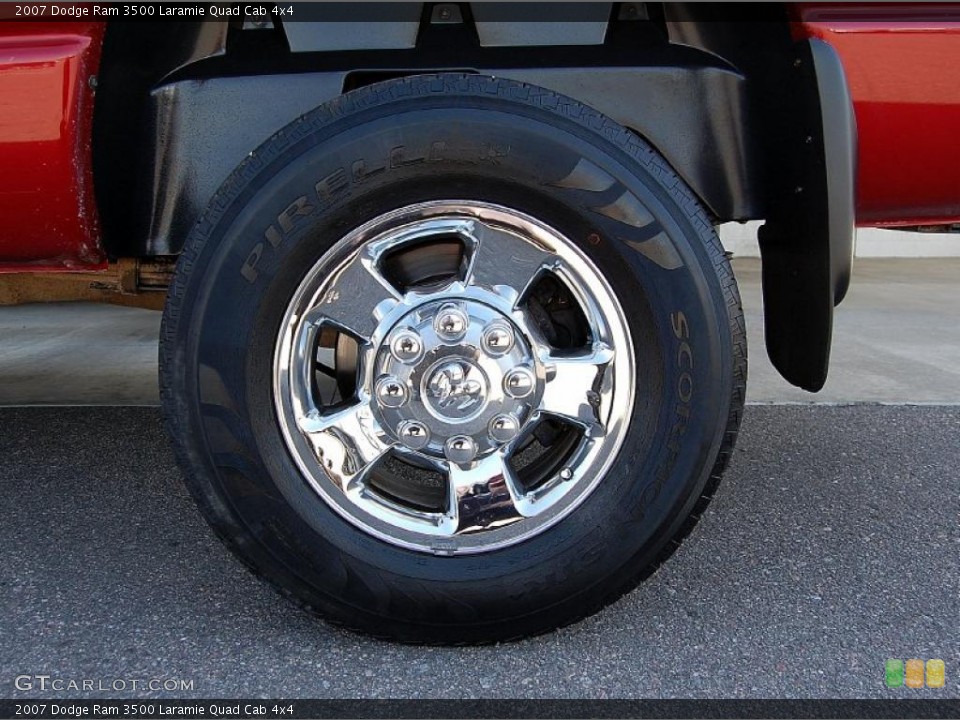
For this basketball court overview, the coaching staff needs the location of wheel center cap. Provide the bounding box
[371,296,542,459]
[424,359,488,420]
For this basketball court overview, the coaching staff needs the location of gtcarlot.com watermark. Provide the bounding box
[14,676,194,693]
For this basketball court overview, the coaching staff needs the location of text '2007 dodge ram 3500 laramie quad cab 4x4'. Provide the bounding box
[0,2,958,642]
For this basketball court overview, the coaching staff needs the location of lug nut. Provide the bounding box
[375,376,408,408]
[503,367,535,399]
[434,304,468,341]
[444,435,477,464]
[397,420,430,450]
[390,329,423,364]
[488,414,520,444]
[482,323,514,356]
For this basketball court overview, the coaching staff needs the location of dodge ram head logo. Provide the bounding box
[426,361,487,418]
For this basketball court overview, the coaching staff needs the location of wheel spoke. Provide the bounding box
[305,249,400,342]
[299,401,392,490]
[446,451,532,534]
[539,343,615,435]
[465,221,555,304]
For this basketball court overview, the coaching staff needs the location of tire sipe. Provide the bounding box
[160,74,746,643]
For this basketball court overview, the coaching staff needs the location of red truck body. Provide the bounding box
[796,3,960,226]
[0,8,958,271]
[0,21,104,271]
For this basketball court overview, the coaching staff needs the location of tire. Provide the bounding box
[160,74,746,644]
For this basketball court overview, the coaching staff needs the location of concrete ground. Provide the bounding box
[0,257,957,700]
[738,258,960,403]
[1,258,958,406]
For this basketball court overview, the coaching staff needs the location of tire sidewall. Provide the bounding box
[165,79,732,633]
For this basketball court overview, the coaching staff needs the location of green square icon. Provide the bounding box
[886,659,904,688]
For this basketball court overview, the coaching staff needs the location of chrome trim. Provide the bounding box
[273,201,635,554]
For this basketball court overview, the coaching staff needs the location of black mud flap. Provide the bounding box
[758,39,856,392]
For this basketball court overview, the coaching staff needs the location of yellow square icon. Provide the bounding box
[926,659,945,688]
[905,658,925,688]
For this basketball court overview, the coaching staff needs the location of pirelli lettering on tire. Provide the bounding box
[241,141,513,284]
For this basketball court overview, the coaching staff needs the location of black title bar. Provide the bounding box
[2,699,960,719]
[1,3,614,23]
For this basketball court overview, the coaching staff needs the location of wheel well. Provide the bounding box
[92,20,230,260]
[92,5,798,259]
[94,5,849,392]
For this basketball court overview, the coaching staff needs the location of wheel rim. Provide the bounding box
[273,200,635,554]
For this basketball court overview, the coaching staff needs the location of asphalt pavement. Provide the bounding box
[0,405,956,699]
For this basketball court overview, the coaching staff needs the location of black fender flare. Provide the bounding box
[133,57,758,259]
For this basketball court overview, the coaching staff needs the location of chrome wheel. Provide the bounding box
[274,201,634,554]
